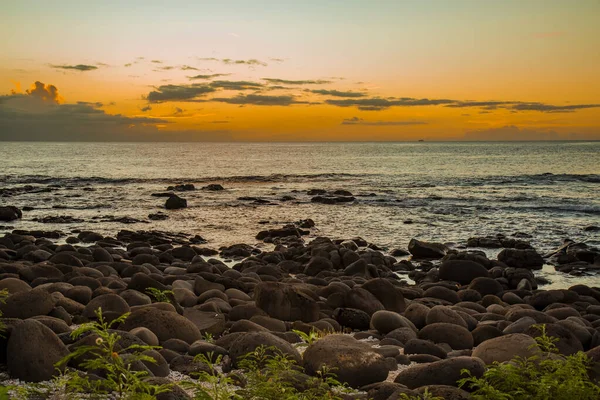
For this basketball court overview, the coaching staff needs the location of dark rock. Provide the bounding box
[438,260,489,284]
[254,282,319,322]
[404,339,447,359]
[7,319,69,382]
[229,331,301,366]
[165,195,187,210]
[498,249,544,269]
[408,239,448,259]
[333,307,371,330]
[371,310,416,334]
[303,334,389,388]
[472,333,539,364]
[394,356,485,389]
[0,289,55,319]
[0,206,22,222]
[418,323,474,350]
[120,307,202,344]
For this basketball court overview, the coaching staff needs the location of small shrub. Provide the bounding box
[145,287,174,303]
[0,288,9,336]
[179,352,238,400]
[53,307,172,399]
[458,324,600,400]
[292,328,331,346]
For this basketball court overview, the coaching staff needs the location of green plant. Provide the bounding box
[180,352,239,400]
[458,324,600,400]
[0,288,9,336]
[397,388,443,400]
[202,332,215,343]
[236,345,350,400]
[292,328,331,346]
[53,307,172,399]
[145,287,174,303]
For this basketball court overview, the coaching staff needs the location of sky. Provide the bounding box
[1,0,599,141]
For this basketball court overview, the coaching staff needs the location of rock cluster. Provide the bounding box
[0,228,599,398]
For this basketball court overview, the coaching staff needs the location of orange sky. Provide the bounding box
[1,1,599,141]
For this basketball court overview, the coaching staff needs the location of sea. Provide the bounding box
[1,141,599,288]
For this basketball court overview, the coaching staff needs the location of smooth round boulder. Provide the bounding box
[333,307,371,330]
[229,331,301,366]
[468,277,504,296]
[439,260,489,285]
[0,289,55,319]
[120,307,202,344]
[472,333,539,364]
[7,319,69,382]
[404,339,447,359]
[254,282,320,322]
[83,293,130,320]
[130,327,160,346]
[371,310,416,334]
[0,277,32,294]
[425,306,468,328]
[303,334,390,388]
[403,302,430,329]
[418,323,474,350]
[394,356,485,389]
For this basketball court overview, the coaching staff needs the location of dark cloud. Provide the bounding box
[447,100,600,113]
[211,94,304,106]
[140,105,152,112]
[270,58,285,62]
[326,97,455,111]
[198,58,268,67]
[50,64,98,72]
[155,66,175,71]
[263,78,331,85]
[124,63,133,67]
[180,65,199,71]
[209,80,264,90]
[463,125,561,141]
[310,89,366,98]
[25,81,62,103]
[151,60,163,64]
[188,73,231,80]
[510,102,600,113]
[146,84,216,103]
[0,83,173,141]
[341,117,427,126]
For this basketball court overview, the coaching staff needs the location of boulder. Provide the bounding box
[472,333,539,364]
[408,239,448,259]
[361,278,406,313]
[229,331,301,366]
[371,310,416,334]
[438,260,489,284]
[0,289,55,319]
[303,334,390,388]
[0,206,21,222]
[165,195,187,210]
[418,323,474,350]
[425,306,468,328]
[7,319,69,382]
[120,307,202,344]
[254,282,319,322]
[498,249,544,269]
[394,356,485,389]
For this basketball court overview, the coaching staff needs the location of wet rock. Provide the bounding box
[202,184,224,191]
[0,206,22,222]
[167,184,195,191]
[311,195,355,204]
[165,195,187,210]
[303,334,389,388]
[498,248,544,269]
[408,239,448,259]
[438,260,489,284]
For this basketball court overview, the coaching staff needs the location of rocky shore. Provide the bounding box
[0,214,599,399]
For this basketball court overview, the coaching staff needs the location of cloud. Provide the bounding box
[211,94,305,106]
[25,81,63,103]
[463,125,561,141]
[180,65,199,71]
[326,97,455,110]
[199,58,268,67]
[209,80,264,90]
[124,63,133,67]
[140,105,152,112]
[151,60,163,64]
[510,102,600,113]
[146,84,216,103]
[263,78,331,85]
[447,100,600,113]
[270,58,285,63]
[0,81,173,141]
[310,89,366,98]
[188,73,231,80]
[210,120,230,124]
[155,66,175,71]
[341,117,427,126]
[50,64,98,72]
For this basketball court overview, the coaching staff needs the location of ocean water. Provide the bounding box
[1,141,599,286]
